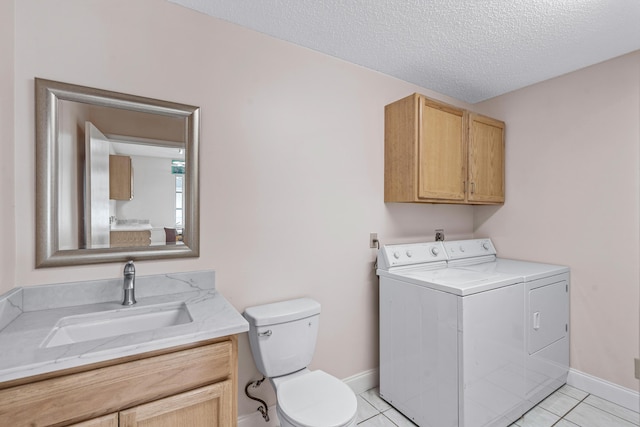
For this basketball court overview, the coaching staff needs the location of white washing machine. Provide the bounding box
[444,239,570,410]
[377,242,527,427]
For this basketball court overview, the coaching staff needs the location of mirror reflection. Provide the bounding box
[36,78,200,267]
[59,101,186,250]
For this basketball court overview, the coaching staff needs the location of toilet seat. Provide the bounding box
[276,370,357,427]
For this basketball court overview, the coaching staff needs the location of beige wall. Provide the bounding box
[0,0,16,294]
[0,0,15,295]
[9,0,475,416]
[474,51,640,391]
[7,0,637,417]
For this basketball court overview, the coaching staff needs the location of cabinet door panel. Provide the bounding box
[120,381,232,427]
[109,155,133,200]
[468,115,505,203]
[69,413,119,427]
[418,101,466,201]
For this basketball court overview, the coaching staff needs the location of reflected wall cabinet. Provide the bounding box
[109,155,133,200]
[384,93,505,204]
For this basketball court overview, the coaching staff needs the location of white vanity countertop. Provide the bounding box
[0,270,248,384]
[110,223,153,231]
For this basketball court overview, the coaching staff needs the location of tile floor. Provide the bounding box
[356,385,639,427]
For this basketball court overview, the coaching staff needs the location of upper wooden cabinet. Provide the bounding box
[467,113,505,203]
[109,155,133,200]
[384,93,505,205]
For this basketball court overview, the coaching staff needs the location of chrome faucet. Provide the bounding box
[122,260,137,306]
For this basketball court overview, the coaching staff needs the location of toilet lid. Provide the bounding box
[277,370,357,427]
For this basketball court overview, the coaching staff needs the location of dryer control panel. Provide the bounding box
[444,239,496,260]
[378,242,447,269]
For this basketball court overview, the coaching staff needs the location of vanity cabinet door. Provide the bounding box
[69,413,118,427]
[119,381,233,427]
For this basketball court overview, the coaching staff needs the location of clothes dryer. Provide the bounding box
[444,239,570,410]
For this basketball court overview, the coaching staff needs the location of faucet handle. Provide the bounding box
[124,260,135,275]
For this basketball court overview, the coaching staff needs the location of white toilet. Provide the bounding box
[244,298,358,427]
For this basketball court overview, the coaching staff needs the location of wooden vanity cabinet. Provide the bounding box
[110,230,152,248]
[384,93,505,204]
[109,155,133,200]
[0,336,238,427]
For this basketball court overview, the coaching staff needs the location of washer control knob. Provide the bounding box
[393,251,401,259]
[430,246,440,256]
[459,246,465,252]
[482,241,490,250]
[406,250,413,257]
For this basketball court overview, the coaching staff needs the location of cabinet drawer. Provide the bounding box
[0,341,232,427]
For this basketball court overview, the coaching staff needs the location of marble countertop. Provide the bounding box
[110,224,153,231]
[0,270,248,384]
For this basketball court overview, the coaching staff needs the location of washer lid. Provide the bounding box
[277,370,357,427]
[387,267,522,296]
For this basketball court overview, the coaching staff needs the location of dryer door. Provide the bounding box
[528,280,568,355]
[526,275,570,400]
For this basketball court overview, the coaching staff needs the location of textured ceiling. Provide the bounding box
[168,0,640,103]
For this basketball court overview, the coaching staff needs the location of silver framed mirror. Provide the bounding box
[35,78,200,267]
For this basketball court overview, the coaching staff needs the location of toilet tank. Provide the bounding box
[244,298,321,378]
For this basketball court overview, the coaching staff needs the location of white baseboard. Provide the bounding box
[343,367,379,394]
[238,369,379,427]
[238,368,639,425]
[237,404,279,427]
[567,368,640,412]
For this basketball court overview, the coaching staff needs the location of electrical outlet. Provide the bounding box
[435,229,445,241]
[369,233,379,249]
[635,358,639,380]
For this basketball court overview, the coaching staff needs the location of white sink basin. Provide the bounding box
[41,302,192,348]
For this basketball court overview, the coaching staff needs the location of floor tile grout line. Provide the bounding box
[554,390,589,419]
[558,398,640,427]
[381,412,402,427]
[581,396,640,424]
[357,391,404,427]
[562,390,637,425]
[358,385,640,427]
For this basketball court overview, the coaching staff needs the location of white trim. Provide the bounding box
[237,368,640,425]
[237,405,279,427]
[343,368,379,394]
[237,369,379,427]
[567,368,640,412]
